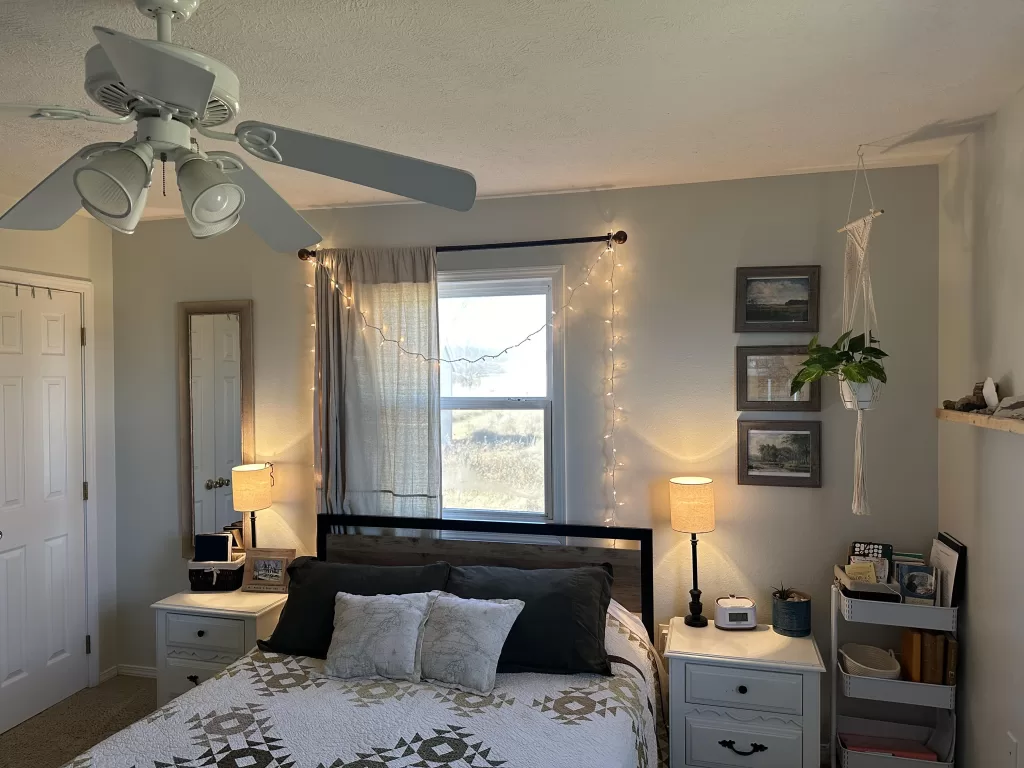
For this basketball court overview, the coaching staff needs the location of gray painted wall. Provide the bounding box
[939,94,1024,766]
[0,214,118,675]
[113,170,939,735]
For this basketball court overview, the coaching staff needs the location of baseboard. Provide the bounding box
[117,664,157,679]
[99,665,118,683]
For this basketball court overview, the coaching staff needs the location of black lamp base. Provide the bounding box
[684,587,708,627]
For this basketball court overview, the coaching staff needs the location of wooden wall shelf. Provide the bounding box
[935,407,1024,434]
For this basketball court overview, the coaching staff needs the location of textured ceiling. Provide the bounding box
[3,0,1024,219]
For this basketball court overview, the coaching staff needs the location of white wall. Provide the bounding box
[939,94,1024,766]
[0,210,118,675]
[113,168,939,721]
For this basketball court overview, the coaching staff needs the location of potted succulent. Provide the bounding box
[790,331,888,410]
[771,583,812,638]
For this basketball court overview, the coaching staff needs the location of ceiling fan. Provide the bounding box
[0,0,477,251]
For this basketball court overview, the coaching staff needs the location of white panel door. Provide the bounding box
[0,285,85,733]
[213,314,240,531]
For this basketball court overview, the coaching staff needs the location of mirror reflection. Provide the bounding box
[190,312,242,535]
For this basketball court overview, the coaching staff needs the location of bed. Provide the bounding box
[66,515,667,768]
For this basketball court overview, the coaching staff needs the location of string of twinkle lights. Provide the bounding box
[306,238,625,524]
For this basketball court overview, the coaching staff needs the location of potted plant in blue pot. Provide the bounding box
[772,584,811,637]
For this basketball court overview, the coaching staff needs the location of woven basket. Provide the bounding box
[839,643,901,679]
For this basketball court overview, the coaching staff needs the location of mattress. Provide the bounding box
[64,601,667,768]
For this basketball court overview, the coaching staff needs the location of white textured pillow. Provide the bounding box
[420,592,524,694]
[322,591,435,682]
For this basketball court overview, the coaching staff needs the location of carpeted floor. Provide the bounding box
[0,675,157,768]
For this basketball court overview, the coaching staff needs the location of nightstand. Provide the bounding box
[152,591,287,706]
[665,618,825,767]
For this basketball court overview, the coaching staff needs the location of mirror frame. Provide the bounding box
[177,299,255,557]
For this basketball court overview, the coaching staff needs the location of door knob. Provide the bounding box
[204,479,216,491]
[216,477,230,488]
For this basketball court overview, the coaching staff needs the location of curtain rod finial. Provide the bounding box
[298,248,316,261]
[611,230,627,244]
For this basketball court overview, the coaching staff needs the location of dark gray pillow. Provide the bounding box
[445,564,613,675]
[258,557,450,658]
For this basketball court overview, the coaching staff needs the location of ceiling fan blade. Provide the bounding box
[0,104,93,120]
[0,142,120,230]
[235,121,477,212]
[93,26,215,117]
[207,152,321,252]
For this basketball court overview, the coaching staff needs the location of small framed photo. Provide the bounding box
[734,266,820,333]
[738,420,821,487]
[736,345,820,411]
[241,548,295,593]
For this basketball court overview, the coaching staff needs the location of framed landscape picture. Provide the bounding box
[736,345,820,411]
[734,266,820,332]
[738,420,821,487]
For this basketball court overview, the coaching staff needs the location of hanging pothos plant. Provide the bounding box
[790,331,888,397]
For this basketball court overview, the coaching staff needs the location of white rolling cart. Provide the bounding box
[830,584,959,767]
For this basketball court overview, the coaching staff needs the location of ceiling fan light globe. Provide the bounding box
[72,143,153,219]
[81,185,150,234]
[177,156,244,225]
[194,184,243,224]
[183,207,240,239]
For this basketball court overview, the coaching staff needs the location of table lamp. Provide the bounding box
[232,463,273,549]
[670,476,716,628]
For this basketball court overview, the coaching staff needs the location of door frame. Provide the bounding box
[0,268,100,687]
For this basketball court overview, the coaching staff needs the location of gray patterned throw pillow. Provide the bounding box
[322,591,436,682]
[420,593,525,694]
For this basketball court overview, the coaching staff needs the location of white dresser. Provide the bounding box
[153,591,287,706]
[665,618,825,768]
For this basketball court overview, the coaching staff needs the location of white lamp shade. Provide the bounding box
[82,184,149,234]
[177,156,244,225]
[669,476,715,534]
[74,143,153,219]
[232,464,273,512]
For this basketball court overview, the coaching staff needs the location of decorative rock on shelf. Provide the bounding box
[983,377,1000,408]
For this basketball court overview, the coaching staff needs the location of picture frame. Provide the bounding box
[734,266,820,333]
[738,420,821,487]
[241,548,295,593]
[736,345,821,411]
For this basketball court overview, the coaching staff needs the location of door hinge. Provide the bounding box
[86,634,92,655]
[81,327,86,346]
[83,481,89,501]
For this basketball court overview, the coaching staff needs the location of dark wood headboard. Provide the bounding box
[316,514,654,641]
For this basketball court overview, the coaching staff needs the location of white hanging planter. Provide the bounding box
[839,377,882,411]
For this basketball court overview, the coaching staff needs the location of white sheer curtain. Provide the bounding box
[313,247,441,518]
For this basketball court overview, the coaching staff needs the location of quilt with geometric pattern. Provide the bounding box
[64,601,667,768]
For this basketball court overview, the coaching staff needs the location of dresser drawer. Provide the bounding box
[684,715,802,768]
[686,664,802,715]
[166,612,245,654]
[162,658,227,700]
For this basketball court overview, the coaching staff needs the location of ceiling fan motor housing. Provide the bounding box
[83,41,239,126]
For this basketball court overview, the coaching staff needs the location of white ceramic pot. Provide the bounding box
[839,378,879,410]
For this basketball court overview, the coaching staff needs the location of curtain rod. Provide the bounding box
[296,230,627,261]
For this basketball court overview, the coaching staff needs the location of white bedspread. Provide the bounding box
[65,601,667,768]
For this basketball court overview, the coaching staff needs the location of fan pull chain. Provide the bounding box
[160,152,168,196]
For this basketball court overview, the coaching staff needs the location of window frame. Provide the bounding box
[437,266,566,525]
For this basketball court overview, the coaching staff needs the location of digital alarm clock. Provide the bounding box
[714,595,757,631]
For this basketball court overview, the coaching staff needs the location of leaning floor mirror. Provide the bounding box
[177,300,254,557]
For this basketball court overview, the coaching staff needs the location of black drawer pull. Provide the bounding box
[196,630,206,638]
[186,675,199,686]
[719,740,767,756]
[737,685,748,694]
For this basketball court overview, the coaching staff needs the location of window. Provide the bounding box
[438,267,564,523]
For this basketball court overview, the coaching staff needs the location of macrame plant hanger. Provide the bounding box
[839,148,883,515]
